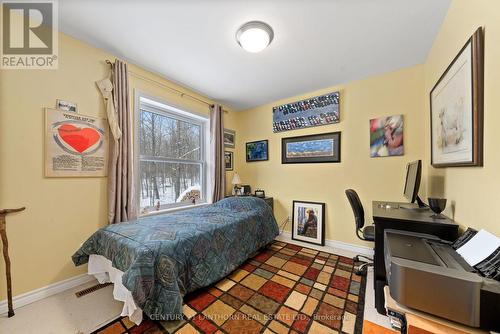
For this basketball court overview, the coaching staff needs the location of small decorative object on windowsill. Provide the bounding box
[178,187,201,205]
[232,172,242,196]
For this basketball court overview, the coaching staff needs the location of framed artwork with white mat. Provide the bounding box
[292,200,325,246]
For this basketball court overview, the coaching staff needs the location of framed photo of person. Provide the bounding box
[246,140,268,162]
[430,27,484,167]
[292,200,325,246]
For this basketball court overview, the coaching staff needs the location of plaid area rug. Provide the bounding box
[92,241,367,334]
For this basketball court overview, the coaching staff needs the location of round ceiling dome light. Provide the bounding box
[236,21,274,53]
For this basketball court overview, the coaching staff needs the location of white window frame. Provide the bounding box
[134,92,210,215]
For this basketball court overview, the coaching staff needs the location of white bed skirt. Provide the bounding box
[88,254,143,324]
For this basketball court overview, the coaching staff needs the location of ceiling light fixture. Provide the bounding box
[236,21,274,53]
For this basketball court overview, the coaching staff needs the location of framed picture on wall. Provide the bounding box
[56,99,78,112]
[246,140,268,162]
[273,91,340,132]
[224,129,236,148]
[430,27,484,167]
[370,115,404,157]
[292,200,325,246]
[282,132,341,164]
[224,151,233,171]
[45,108,108,177]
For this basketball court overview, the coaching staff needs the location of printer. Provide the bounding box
[384,229,500,331]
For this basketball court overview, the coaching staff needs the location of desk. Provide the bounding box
[372,201,459,314]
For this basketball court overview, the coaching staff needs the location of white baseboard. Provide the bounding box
[276,231,374,257]
[0,274,95,315]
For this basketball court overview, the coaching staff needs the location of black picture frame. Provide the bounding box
[224,151,233,171]
[292,200,325,246]
[430,27,484,167]
[272,91,340,133]
[246,140,269,162]
[282,132,341,164]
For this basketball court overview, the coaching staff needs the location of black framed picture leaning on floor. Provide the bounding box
[292,200,325,246]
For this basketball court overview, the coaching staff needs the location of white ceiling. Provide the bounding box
[59,0,451,110]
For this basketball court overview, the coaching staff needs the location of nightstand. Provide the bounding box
[258,197,274,212]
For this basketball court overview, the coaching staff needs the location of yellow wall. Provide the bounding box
[233,65,426,247]
[424,0,500,235]
[2,0,498,302]
[0,33,235,299]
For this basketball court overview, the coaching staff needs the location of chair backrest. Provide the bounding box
[345,189,365,230]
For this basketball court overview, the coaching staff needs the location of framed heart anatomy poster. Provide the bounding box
[45,108,108,177]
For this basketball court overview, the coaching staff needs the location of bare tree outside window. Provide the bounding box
[138,99,206,214]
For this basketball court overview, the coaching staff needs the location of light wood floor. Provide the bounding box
[363,320,398,334]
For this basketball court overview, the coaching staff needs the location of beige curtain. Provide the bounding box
[108,59,137,223]
[210,104,225,202]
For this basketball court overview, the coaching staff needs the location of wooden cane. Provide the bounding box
[0,207,25,317]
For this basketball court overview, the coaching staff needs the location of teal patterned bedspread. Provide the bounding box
[72,197,278,320]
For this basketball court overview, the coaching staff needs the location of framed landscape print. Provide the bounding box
[45,108,108,177]
[282,132,341,164]
[292,200,325,246]
[224,151,233,171]
[246,140,268,162]
[430,27,484,167]
[224,129,236,148]
[273,91,340,132]
[370,115,404,157]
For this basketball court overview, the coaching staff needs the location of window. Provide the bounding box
[137,96,207,214]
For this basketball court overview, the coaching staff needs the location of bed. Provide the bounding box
[72,196,278,323]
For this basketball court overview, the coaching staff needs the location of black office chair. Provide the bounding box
[345,189,375,275]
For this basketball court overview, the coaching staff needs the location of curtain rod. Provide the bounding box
[105,60,228,113]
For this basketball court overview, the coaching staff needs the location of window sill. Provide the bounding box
[140,202,210,218]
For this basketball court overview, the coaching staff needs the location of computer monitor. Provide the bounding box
[403,160,425,208]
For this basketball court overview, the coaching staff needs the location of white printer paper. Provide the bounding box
[456,229,500,266]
